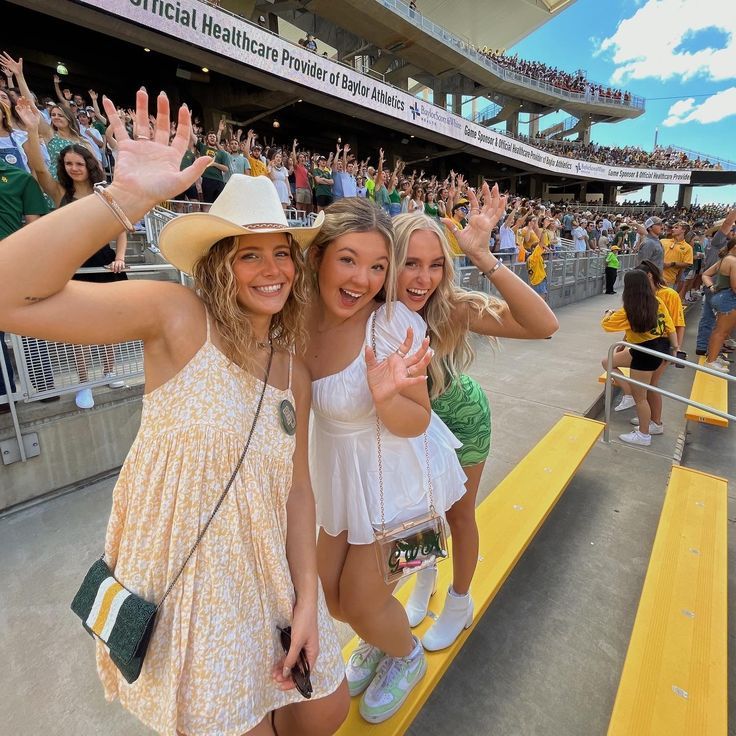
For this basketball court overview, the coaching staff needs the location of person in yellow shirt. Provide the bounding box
[526,236,549,299]
[630,259,686,435]
[601,269,677,446]
[445,200,469,258]
[659,221,693,288]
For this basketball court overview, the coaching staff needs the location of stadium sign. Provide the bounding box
[79,0,692,185]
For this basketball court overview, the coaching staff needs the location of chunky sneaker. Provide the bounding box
[619,430,651,446]
[359,638,426,724]
[724,338,736,350]
[346,640,384,697]
[614,394,636,412]
[629,417,664,434]
[405,565,437,627]
[75,388,94,409]
[422,587,474,651]
[704,360,730,374]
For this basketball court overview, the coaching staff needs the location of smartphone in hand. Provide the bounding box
[675,350,687,367]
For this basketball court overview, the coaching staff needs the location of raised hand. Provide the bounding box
[103,88,211,209]
[88,89,98,101]
[441,182,507,261]
[364,328,431,405]
[0,51,22,77]
[15,97,41,130]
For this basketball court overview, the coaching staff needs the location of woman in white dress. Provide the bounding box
[268,150,293,210]
[304,198,467,724]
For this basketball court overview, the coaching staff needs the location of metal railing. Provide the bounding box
[602,341,735,443]
[0,264,182,461]
[454,252,639,309]
[662,146,736,172]
[378,0,644,110]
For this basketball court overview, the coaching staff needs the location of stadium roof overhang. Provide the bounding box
[14,0,729,191]
[400,0,577,50]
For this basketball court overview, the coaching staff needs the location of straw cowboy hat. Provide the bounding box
[159,175,324,274]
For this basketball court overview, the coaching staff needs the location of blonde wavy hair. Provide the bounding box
[393,213,503,399]
[309,198,397,312]
[192,233,310,371]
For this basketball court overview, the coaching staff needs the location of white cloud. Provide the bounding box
[663,87,736,126]
[597,0,736,83]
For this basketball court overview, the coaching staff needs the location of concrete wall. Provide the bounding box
[0,388,142,512]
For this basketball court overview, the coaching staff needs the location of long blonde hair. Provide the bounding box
[192,233,309,370]
[309,198,397,311]
[393,213,503,398]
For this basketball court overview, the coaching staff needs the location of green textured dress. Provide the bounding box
[431,373,491,467]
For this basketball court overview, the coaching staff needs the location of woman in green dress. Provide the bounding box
[393,182,558,650]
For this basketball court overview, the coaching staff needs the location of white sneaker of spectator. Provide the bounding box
[618,430,651,446]
[614,394,636,412]
[723,338,736,350]
[75,388,95,409]
[629,417,663,434]
[105,372,126,389]
[704,360,730,373]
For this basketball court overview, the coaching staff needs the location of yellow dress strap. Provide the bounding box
[287,352,293,391]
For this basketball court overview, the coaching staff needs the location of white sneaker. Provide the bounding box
[705,360,730,373]
[629,418,663,434]
[405,565,437,627]
[75,388,94,409]
[105,372,125,389]
[359,638,426,724]
[346,640,384,697]
[422,587,474,652]
[724,339,736,349]
[614,394,636,412]
[619,430,651,446]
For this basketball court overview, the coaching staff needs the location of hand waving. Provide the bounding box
[442,182,507,261]
[365,328,431,405]
[103,88,211,208]
[15,97,41,131]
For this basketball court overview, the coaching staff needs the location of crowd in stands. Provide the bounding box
[510,132,724,171]
[478,49,633,104]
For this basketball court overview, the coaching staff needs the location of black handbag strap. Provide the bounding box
[155,347,274,610]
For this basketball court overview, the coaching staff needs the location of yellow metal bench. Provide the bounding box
[335,413,604,735]
[607,466,728,736]
[598,367,630,384]
[685,357,729,427]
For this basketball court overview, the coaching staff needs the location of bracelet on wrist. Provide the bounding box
[93,182,135,233]
[482,261,503,280]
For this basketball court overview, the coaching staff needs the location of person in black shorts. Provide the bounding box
[601,270,678,446]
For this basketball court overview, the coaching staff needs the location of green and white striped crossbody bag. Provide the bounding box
[70,348,273,684]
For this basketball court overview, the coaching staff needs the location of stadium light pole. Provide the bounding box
[653,126,659,150]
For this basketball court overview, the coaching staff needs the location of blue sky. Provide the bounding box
[508,0,736,205]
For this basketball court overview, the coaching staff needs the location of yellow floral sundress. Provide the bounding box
[95,317,344,736]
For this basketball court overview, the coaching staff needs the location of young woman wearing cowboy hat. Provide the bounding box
[0,89,349,736]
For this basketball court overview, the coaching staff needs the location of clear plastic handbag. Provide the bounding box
[370,313,448,584]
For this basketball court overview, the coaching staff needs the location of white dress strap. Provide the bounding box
[287,352,294,391]
[204,309,212,344]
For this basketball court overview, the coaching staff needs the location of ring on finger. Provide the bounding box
[135,134,150,140]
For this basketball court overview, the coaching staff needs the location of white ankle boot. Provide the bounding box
[422,587,473,651]
[405,565,438,627]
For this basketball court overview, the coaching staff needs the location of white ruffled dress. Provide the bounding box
[311,302,468,545]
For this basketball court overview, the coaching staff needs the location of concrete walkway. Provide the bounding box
[1,294,732,736]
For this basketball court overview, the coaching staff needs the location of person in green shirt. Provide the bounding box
[312,156,334,211]
[605,244,620,294]
[196,131,230,203]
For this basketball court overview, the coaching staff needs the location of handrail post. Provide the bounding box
[0,338,26,461]
[602,340,736,444]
